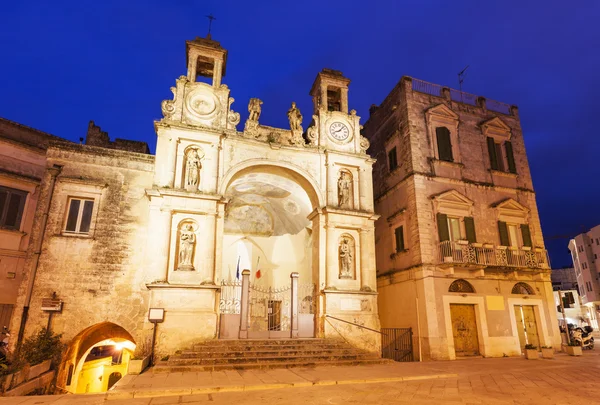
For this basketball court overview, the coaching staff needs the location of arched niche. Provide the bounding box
[337,169,354,210]
[182,145,205,192]
[175,219,199,271]
[339,233,356,280]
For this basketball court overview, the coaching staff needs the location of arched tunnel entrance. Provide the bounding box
[58,322,136,394]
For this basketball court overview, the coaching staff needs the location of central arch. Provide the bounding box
[220,161,322,338]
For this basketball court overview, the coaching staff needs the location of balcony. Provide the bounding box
[438,240,550,269]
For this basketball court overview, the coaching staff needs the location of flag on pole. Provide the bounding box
[255,256,261,279]
[235,256,241,280]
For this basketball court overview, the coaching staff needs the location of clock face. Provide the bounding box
[329,122,350,142]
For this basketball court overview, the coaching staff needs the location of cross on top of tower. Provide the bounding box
[206,14,216,39]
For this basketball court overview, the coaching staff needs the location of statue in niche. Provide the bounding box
[339,237,354,279]
[337,171,353,209]
[287,102,303,132]
[178,224,196,270]
[248,98,263,122]
[185,149,202,191]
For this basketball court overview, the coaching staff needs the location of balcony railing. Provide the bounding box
[438,240,549,269]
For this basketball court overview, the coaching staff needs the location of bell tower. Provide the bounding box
[310,68,350,114]
[185,36,227,87]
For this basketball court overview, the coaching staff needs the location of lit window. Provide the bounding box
[448,217,462,241]
[487,137,516,174]
[64,198,94,234]
[0,186,27,230]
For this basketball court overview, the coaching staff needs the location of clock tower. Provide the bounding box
[308,69,369,154]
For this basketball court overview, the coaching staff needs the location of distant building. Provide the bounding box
[568,224,600,327]
[551,266,578,291]
[553,289,595,330]
[364,76,560,360]
[0,118,70,331]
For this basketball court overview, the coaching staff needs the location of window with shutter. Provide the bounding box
[520,224,532,247]
[395,226,405,252]
[0,186,27,230]
[505,141,517,173]
[435,127,453,162]
[388,147,398,171]
[487,137,499,170]
[464,217,476,243]
[437,213,450,242]
[498,221,509,246]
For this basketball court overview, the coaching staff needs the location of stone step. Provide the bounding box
[153,358,391,373]
[187,343,351,353]
[178,348,363,359]
[166,353,378,366]
[192,339,331,348]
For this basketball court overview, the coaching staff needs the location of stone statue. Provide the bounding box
[248,98,263,122]
[178,224,196,270]
[287,102,303,132]
[338,171,352,209]
[186,149,202,191]
[339,237,354,279]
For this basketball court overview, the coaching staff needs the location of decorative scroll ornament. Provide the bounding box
[227,97,240,129]
[359,135,370,153]
[161,87,177,119]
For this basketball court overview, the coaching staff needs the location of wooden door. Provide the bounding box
[450,304,480,356]
[514,305,540,350]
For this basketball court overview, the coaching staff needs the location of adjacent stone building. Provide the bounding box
[11,36,380,393]
[551,266,578,291]
[0,118,69,331]
[363,77,561,360]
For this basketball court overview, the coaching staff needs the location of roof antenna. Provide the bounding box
[458,65,469,103]
[206,14,216,39]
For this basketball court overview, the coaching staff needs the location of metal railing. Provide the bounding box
[438,240,549,269]
[381,328,414,362]
[411,77,512,115]
[325,315,384,334]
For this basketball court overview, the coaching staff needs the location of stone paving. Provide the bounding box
[2,351,600,404]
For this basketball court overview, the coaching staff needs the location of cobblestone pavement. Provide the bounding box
[2,351,600,404]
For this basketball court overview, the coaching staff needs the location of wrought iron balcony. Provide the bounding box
[438,240,550,269]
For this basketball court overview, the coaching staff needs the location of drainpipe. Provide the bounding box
[16,164,62,351]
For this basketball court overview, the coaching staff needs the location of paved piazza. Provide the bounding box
[2,352,599,404]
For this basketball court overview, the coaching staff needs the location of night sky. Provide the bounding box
[1,0,598,267]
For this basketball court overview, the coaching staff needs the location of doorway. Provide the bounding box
[450,304,480,356]
[514,305,540,350]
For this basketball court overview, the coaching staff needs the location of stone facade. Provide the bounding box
[11,36,380,392]
[364,77,561,360]
[0,118,69,330]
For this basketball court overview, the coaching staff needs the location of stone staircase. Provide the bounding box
[153,339,391,372]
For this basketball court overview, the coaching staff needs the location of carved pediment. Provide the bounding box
[431,189,473,215]
[426,104,459,123]
[492,198,529,221]
[481,117,511,138]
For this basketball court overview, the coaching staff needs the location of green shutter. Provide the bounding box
[464,217,477,243]
[437,213,449,242]
[505,141,517,174]
[487,137,498,170]
[520,224,532,247]
[395,226,405,252]
[436,127,453,162]
[498,221,509,246]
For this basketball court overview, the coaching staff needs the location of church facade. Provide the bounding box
[10,37,380,391]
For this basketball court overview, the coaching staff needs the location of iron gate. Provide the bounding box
[381,328,414,362]
[248,283,292,338]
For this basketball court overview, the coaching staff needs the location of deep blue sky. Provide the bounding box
[1,0,598,267]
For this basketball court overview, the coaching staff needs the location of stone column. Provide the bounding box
[359,228,376,291]
[149,207,172,282]
[166,137,179,188]
[187,51,197,81]
[213,60,223,87]
[359,165,374,212]
[212,202,225,284]
[239,269,251,339]
[325,224,337,288]
[340,88,349,114]
[291,272,299,338]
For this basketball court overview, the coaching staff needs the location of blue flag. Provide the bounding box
[235,256,240,280]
